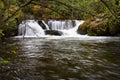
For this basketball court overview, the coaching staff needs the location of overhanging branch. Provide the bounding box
[100,0,118,19]
[31,1,70,18]
[50,0,95,17]
[0,0,33,26]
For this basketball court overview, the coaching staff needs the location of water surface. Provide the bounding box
[0,36,120,80]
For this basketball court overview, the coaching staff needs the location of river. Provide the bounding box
[0,36,120,80]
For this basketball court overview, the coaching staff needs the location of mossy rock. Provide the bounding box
[77,20,90,35]
[45,30,63,36]
[89,19,110,36]
[77,19,111,36]
[2,27,18,38]
[108,19,120,36]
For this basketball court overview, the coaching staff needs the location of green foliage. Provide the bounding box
[108,18,120,35]
[3,18,18,37]
[0,0,22,38]
[0,0,4,12]
[0,0,119,37]
[0,29,4,38]
[78,15,120,36]
[0,57,10,65]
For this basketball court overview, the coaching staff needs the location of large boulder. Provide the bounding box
[77,20,89,35]
[45,30,63,36]
[77,19,111,36]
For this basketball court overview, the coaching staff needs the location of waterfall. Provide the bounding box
[42,20,50,30]
[18,20,45,37]
[18,20,84,37]
[48,20,74,30]
[60,20,84,36]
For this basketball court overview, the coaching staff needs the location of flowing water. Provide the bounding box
[17,20,84,37]
[0,20,120,80]
[0,36,120,80]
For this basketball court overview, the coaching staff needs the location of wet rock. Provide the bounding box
[38,20,47,29]
[45,30,63,36]
[77,29,87,35]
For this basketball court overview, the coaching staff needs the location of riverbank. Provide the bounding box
[0,19,120,40]
[77,17,120,36]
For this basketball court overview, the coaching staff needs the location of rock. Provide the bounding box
[45,30,63,36]
[77,20,89,35]
[77,19,112,36]
[77,30,87,35]
[77,25,87,35]
[38,20,47,29]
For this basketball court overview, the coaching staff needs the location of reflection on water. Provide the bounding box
[0,37,120,80]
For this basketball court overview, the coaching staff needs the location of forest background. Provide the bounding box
[0,0,120,39]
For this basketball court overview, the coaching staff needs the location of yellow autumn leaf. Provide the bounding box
[0,29,4,37]
[11,50,17,55]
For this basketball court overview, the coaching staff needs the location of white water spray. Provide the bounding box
[18,20,84,37]
[60,20,84,36]
[18,20,45,37]
[42,20,50,30]
[48,20,74,30]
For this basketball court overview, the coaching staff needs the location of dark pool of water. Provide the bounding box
[0,37,120,80]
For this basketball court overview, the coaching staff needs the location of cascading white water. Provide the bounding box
[18,20,45,37]
[48,20,74,30]
[47,20,84,36]
[18,20,84,37]
[42,20,50,30]
[60,20,84,36]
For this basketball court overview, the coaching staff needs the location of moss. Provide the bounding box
[108,18,120,35]
[89,19,109,36]
[77,20,90,35]
[77,18,113,36]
